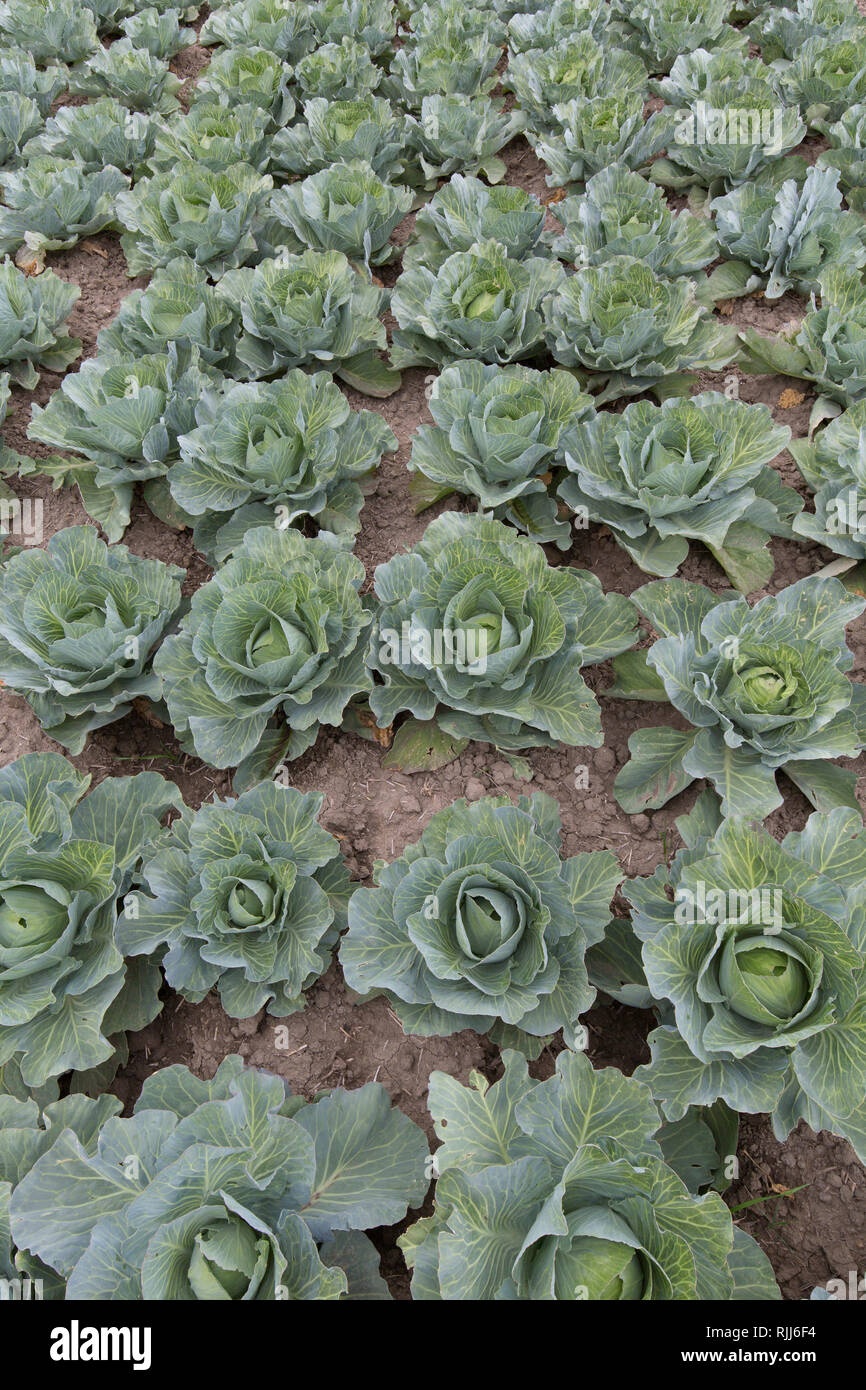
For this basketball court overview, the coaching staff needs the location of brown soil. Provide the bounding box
[1,79,864,1303]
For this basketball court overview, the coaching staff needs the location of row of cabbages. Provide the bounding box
[1,743,865,1299]
[0,1043,783,1300]
[3,237,866,566]
[2,518,866,817]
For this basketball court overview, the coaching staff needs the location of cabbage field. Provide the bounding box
[0,0,865,1304]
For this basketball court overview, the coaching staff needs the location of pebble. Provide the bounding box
[464,778,487,800]
[595,748,616,772]
[632,813,650,831]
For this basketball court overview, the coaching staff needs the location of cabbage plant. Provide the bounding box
[120,5,195,57]
[28,342,219,540]
[1,1090,121,1298]
[9,1055,428,1298]
[0,50,66,117]
[558,393,801,592]
[191,46,295,128]
[773,35,866,123]
[544,257,737,403]
[384,33,501,108]
[0,0,99,63]
[406,95,524,190]
[156,527,373,784]
[294,38,381,103]
[651,45,761,105]
[507,0,610,53]
[608,0,737,74]
[268,160,412,270]
[748,0,866,60]
[367,512,637,755]
[0,258,80,388]
[400,1049,780,1299]
[403,177,546,274]
[550,166,718,282]
[607,575,866,817]
[145,105,272,175]
[529,96,674,190]
[97,258,239,367]
[0,526,184,751]
[391,240,565,369]
[739,268,866,407]
[505,32,647,132]
[408,360,593,546]
[120,781,351,1018]
[167,369,398,559]
[652,76,807,193]
[0,159,128,256]
[0,752,181,1088]
[621,796,866,1165]
[789,400,866,558]
[23,99,155,175]
[216,250,398,395]
[312,0,396,55]
[710,166,866,300]
[199,0,316,61]
[68,39,181,114]
[816,105,866,213]
[342,793,622,1052]
[271,97,409,182]
[116,162,274,277]
[408,0,504,46]
[0,92,42,167]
